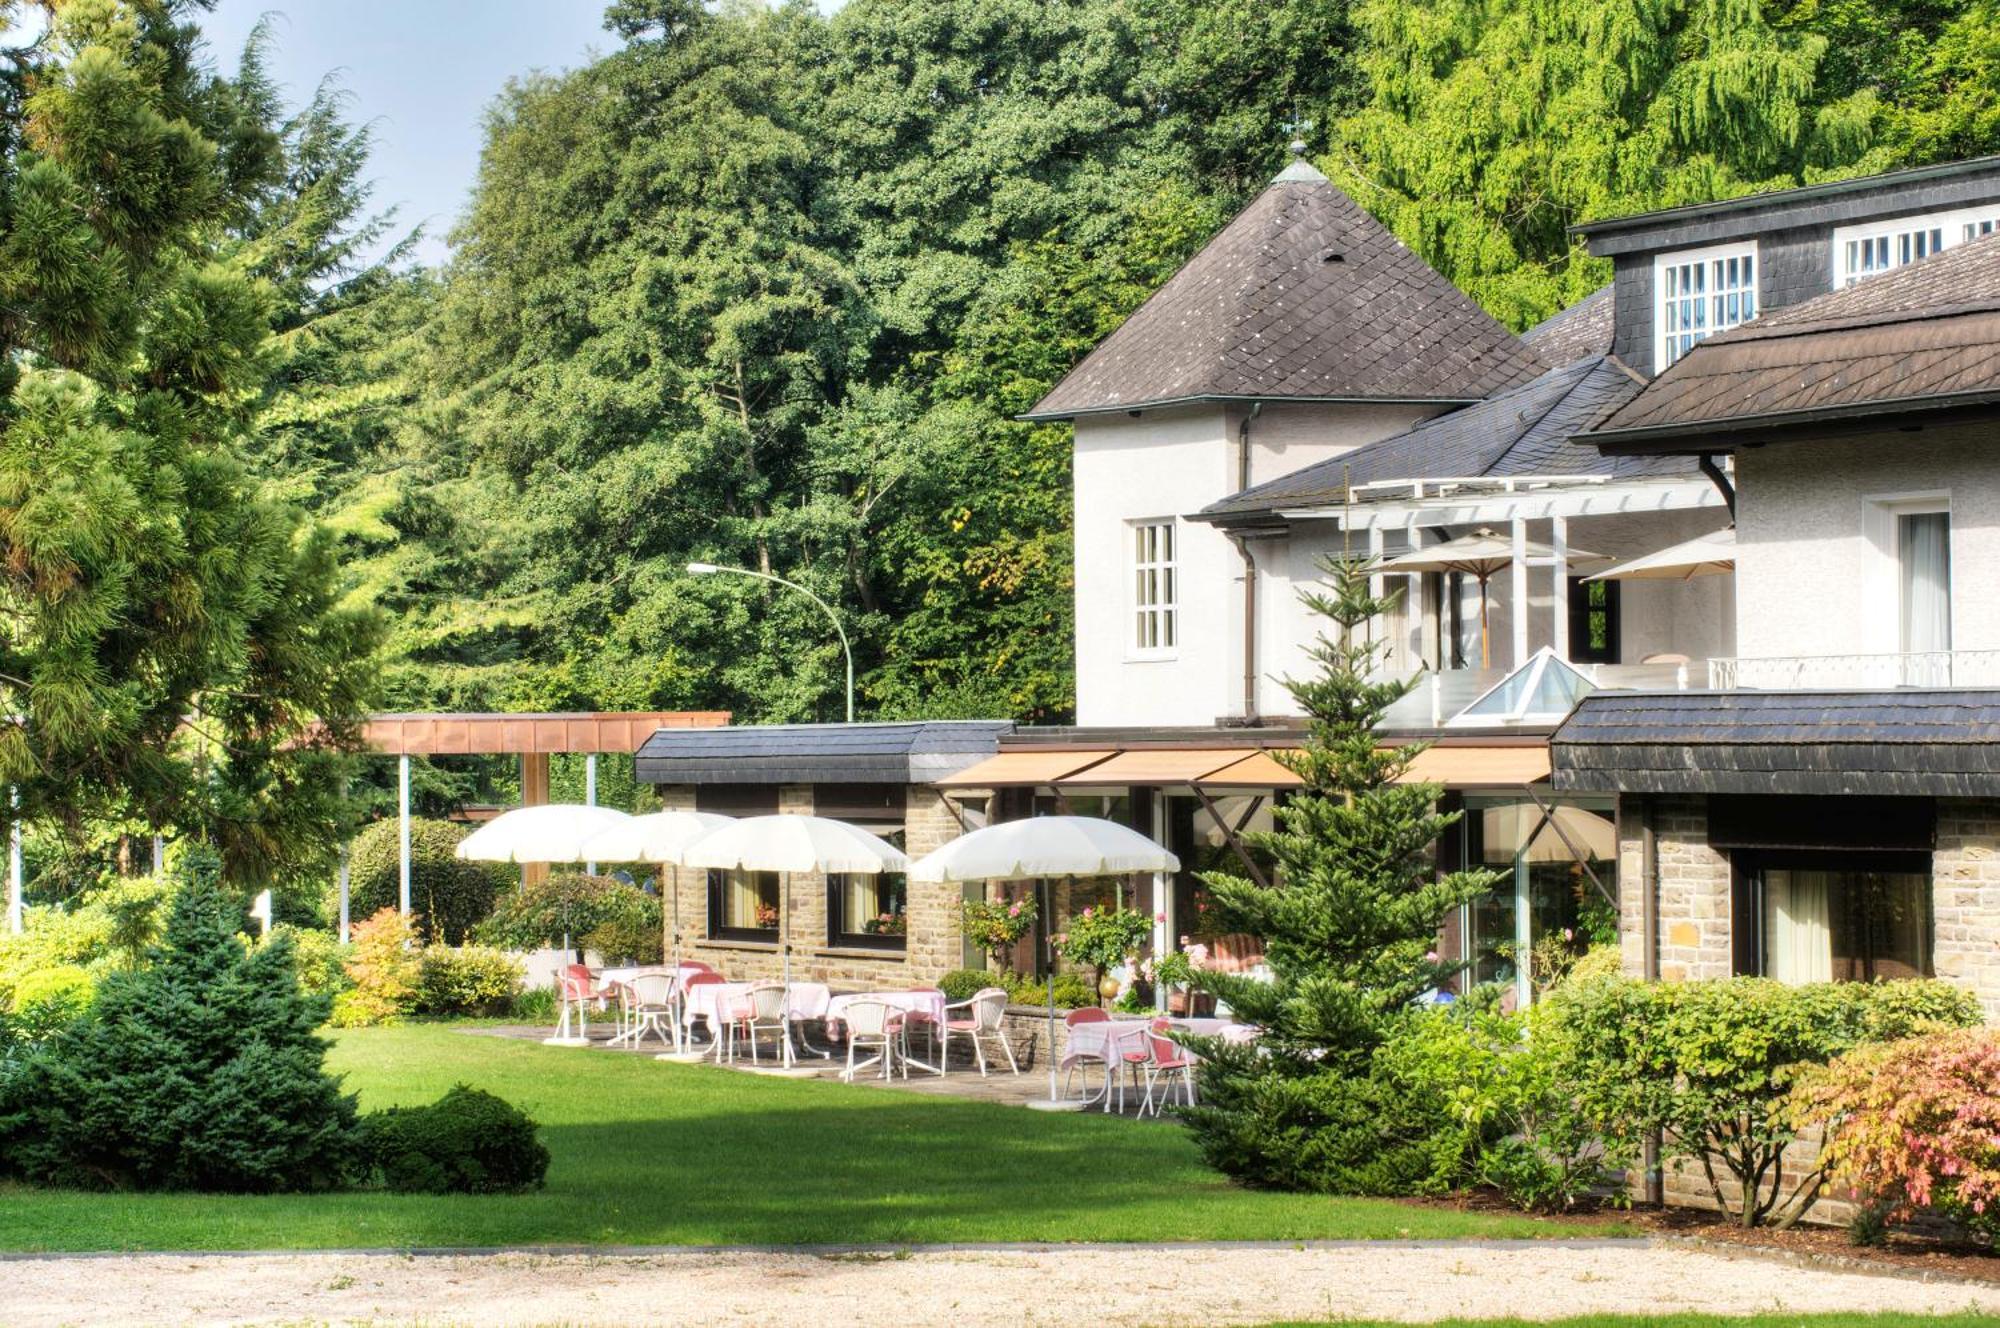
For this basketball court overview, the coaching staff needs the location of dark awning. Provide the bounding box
[636,720,1012,786]
[1550,689,2000,797]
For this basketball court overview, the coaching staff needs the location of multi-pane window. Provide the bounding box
[1656,243,1758,369]
[708,869,780,940]
[1131,519,1177,654]
[1834,207,2000,287]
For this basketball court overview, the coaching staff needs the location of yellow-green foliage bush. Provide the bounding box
[332,909,421,1027]
[416,946,524,1017]
[270,924,351,999]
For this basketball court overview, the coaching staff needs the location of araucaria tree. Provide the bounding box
[1186,556,1499,1192]
[0,2,379,884]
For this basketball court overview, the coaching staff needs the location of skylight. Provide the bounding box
[1447,648,1597,728]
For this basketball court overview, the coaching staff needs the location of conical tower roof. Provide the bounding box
[1023,160,1543,421]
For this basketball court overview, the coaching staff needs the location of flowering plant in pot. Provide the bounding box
[960,893,1035,971]
[1055,904,1153,999]
[1146,939,1216,1016]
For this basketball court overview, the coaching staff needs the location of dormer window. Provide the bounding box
[1656,241,1758,369]
[1833,206,2000,287]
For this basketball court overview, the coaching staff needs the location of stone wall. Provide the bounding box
[657,781,976,986]
[1617,793,1734,982]
[1933,798,2000,1020]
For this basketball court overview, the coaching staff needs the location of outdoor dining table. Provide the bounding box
[680,979,833,1061]
[822,989,949,1076]
[1065,1016,1255,1111]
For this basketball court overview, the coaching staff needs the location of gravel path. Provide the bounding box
[2,1241,1996,1327]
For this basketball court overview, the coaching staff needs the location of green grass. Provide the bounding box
[1266,1319,1998,1328]
[0,1023,1625,1252]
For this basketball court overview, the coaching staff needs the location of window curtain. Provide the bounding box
[1764,870,1832,984]
[726,871,768,929]
[1899,512,1952,654]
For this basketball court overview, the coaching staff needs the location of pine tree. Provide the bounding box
[0,878,357,1192]
[1183,555,1500,1190]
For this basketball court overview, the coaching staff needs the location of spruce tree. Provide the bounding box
[1184,555,1500,1190]
[0,878,357,1192]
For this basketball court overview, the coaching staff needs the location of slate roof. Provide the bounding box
[1550,690,2000,797]
[1588,232,2000,451]
[1522,285,1614,367]
[635,720,1012,786]
[1022,160,1544,420]
[1197,354,1688,522]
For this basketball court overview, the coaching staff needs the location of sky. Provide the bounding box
[198,2,616,267]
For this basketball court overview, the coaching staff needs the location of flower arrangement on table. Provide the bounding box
[862,910,906,936]
[754,901,779,929]
[960,893,1036,970]
[1053,904,1153,998]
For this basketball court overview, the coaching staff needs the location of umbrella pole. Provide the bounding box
[781,871,791,989]
[1478,572,1493,670]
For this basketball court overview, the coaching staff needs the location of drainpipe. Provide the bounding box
[1233,404,1265,725]
[1697,454,1736,520]
[1639,793,1665,1207]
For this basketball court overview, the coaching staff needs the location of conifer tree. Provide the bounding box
[0,878,357,1191]
[1184,556,1499,1189]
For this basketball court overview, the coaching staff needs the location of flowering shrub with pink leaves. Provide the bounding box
[1793,1027,2000,1239]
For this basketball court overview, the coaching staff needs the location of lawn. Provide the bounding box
[1267,1319,1998,1328]
[0,1023,1620,1251]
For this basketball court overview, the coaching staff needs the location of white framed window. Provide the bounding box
[1655,241,1758,370]
[1861,491,1952,663]
[1833,205,2000,287]
[1130,518,1177,656]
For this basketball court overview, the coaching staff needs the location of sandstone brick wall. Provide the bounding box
[1617,793,1734,982]
[657,781,975,986]
[1933,798,2000,1020]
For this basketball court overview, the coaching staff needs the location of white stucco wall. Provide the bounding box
[1734,424,2000,660]
[1071,401,1438,727]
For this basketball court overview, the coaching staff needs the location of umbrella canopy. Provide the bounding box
[581,810,734,866]
[908,816,1179,883]
[1376,526,1607,579]
[1585,526,1735,582]
[682,814,909,874]
[1377,528,1607,669]
[455,804,633,864]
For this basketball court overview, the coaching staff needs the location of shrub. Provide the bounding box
[1793,1027,2000,1243]
[416,946,525,1017]
[510,985,557,1022]
[339,818,505,945]
[959,894,1035,970]
[477,873,658,958]
[1543,976,1981,1227]
[581,910,663,965]
[271,924,350,999]
[1053,904,1151,982]
[359,1084,549,1194]
[0,881,357,1192]
[1,965,95,1046]
[940,968,992,1002]
[332,908,422,1028]
[940,967,1094,1008]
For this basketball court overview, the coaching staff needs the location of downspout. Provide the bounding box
[1233,403,1265,725]
[1697,454,1736,520]
[1639,793,1665,1207]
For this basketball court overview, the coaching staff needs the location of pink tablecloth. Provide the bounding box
[823,989,946,1031]
[681,980,830,1031]
[1065,1016,1255,1063]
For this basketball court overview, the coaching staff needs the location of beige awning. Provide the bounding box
[933,750,1115,788]
[1051,748,1248,787]
[1197,751,1304,788]
[1397,744,1551,787]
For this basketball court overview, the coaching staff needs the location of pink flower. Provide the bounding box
[1155,911,1167,923]
[1007,903,1021,916]
[1424,950,1440,963]
[1186,942,1209,966]
[1563,927,1575,942]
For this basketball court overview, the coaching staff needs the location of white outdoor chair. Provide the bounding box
[941,987,1018,1076]
[726,981,792,1067]
[626,971,681,1051]
[839,999,903,1081]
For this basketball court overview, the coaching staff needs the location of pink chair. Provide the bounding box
[681,971,725,1051]
[941,987,1018,1076]
[554,966,601,1041]
[1059,1006,1111,1100]
[1131,1018,1196,1117]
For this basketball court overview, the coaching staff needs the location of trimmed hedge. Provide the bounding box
[339,818,506,945]
[360,1085,549,1194]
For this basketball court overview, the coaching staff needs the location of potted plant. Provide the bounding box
[1054,904,1153,1001]
[959,892,1036,973]
[1147,941,1216,1016]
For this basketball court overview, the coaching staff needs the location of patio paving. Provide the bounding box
[466,1022,1163,1115]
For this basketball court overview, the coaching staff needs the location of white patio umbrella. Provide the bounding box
[455,803,634,864]
[682,814,909,987]
[908,816,1180,1110]
[581,811,735,969]
[1378,528,1606,668]
[1585,526,1735,582]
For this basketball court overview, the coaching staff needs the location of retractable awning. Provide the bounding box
[1052,748,1252,787]
[933,750,1115,788]
[1399,745,1551,787]
[1197,751,1303,788]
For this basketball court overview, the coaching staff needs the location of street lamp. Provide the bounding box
[687,563,855,723]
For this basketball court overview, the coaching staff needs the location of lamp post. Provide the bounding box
[687,563,855,723]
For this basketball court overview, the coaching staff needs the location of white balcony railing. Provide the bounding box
[1706,650,2000,691]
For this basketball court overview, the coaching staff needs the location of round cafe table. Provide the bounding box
[823,990,949,1075]
[1063,1016,1254,1111]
